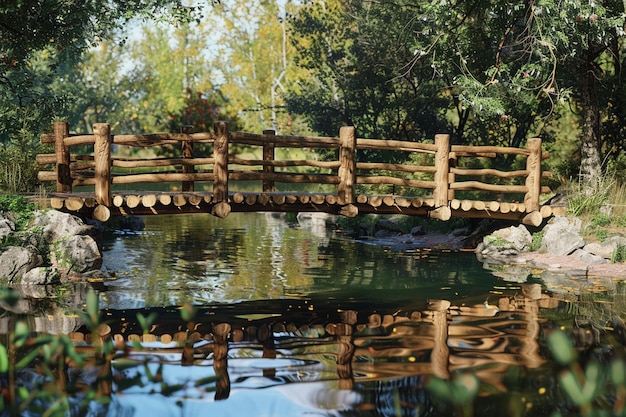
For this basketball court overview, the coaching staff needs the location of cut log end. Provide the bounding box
[93,205,111,222]
[212,201,231,219]
[339,204,359,217]
[429,206,451,221]
[522,210,543,227]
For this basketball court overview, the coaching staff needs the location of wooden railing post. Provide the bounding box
[212,121,231,218]
[181,125,195,192]
[337,126,356,205]
[54,121,71,192]
[524,138,542,212]
[431,134,452,220]
[448,151,457,202]
[262,129,276,192]
[93,123,112,207]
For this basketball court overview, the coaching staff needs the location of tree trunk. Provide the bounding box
[578,60,602,191]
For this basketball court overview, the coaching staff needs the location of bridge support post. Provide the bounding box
[93,123,112,207]
[262,129,276,192]
[54,121,71,193]
[524,138,542,212]
[212,121,231,218]
[431,134,452,220]
[181,125,195,192]
[338,126,356,205]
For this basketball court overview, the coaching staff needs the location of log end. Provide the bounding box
[522,210,543,227]
[429,206,451,221]
[212,201,231,219]
[339,204,359,218]
[93,205,111,222]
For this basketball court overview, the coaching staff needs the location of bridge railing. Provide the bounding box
[37,121,551,223]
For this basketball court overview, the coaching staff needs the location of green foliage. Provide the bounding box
[531,231,544,251]
[0,194,37,237]
[612,244,626,264]
[547,330,626,417]
[567,177,614,217]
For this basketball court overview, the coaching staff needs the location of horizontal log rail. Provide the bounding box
[37,121,556,225]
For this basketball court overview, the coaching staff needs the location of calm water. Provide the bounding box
[65,213,623,416]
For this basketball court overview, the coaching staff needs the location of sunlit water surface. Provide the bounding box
[84,213,622,417]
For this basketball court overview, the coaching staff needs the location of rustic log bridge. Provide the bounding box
[37,121,558,226]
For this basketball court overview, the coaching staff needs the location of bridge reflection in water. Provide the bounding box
[45,283,556,415]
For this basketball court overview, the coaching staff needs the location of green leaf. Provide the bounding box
[15,348,40,370]
[450,373,479,405]
[426,377,453,402]
[547,331,576,365]
[581,361,600,402]
[180,303,197,322]
[12,320,30,348]
[558,370,584,405]
[610,359,625,386]
[87,289,100,324]
[0,344,8,373]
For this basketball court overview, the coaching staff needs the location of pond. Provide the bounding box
[7,212,626,416]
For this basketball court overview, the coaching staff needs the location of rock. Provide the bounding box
[0,246,42,283]
[30,210,100,245]
[0,216,15,241]
[375,218,405,234]
[28,211,103,273]
[410,225,425,236]
[493,225,532,252]
[584,236,626,260]
[572,249,606,265]
[51,235,102,273]
[21,267,61,285]
[540,216,585,256]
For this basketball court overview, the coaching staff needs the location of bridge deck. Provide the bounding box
[43,190,561,223]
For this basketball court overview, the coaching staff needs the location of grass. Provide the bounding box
[566,178,626,245]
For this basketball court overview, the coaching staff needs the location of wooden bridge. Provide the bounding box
[36,121,557,225]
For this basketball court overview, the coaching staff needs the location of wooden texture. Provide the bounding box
[36,121,557,223]
[181,125,195,192]
[433,134,451,208]
[337,126,356,204]
[262,129,276,192]
[93,123,112,206]
[54,121,71,192]
[524,138,542,211]
[213,121,229,205]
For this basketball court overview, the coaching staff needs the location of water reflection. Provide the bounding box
[64,284,552,417]
[100,213,504,309]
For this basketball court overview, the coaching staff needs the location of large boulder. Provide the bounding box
[51,235,102,273]
[476,225,532,262]
[30,211,103,273]
[0,246,42,283]
[540,216,585,256]
[584,236,626,260]
[30,210,100,246]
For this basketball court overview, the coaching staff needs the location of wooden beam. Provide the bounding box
[54,121,71,193]
[337,125,356,204]
[93,123,112,206]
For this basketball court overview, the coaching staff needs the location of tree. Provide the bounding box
[208,0,310,134]
[0,0,207,191]
[404,0,625,186]
[287,0,449,142]
[287,0,626,186]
